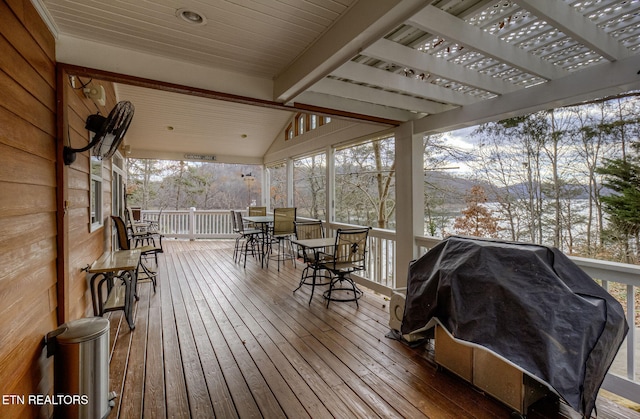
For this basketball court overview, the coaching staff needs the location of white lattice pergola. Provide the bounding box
[37,0,640,154]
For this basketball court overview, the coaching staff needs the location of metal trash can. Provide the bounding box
[46,317,113,419]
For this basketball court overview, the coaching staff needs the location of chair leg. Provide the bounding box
[325,277,335,308]
[243,238,250,268]
[137,259,157,293]
[241,234,258,268]
[323,274,361,308]
[273,237,283,271]
[233,237,238,262]
[293,265,309,292]
[351,278,360,308]
[294,260,332,305]
[234,235,243,262]
[308,267,318,305]
[293,263,318,305]
[288,237,296,270]
[273,236,296,272]
[276,238,281,271]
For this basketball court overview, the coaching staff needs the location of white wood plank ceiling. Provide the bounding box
[36,0,640,161]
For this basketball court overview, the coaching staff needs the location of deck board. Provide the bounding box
[119,283,150,418]
[143,305,165,419]
[160,257,191,419]
[105,239,640,419]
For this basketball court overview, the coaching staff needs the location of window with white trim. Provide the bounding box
[90,153,103,231]
[112,152,125,219]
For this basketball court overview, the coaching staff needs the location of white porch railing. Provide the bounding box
[140,209,638,404]
[142,208,239,239]
[325,221,397,295]
[570,256,639,404]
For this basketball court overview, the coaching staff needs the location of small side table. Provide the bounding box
[87,250,141,330]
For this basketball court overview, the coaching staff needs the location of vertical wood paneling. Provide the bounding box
[0,1,57,417]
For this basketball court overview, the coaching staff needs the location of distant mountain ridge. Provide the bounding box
[425,171,594,204]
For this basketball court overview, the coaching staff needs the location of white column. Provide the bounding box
[326,145,335,227]
[286,158,294,207]
[394,121,423,288]
[262,165,270,211]
[189,207,196,241]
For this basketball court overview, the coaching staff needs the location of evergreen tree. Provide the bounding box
[597,147,640,261]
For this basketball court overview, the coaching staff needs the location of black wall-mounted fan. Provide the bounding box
[63,100,135,165]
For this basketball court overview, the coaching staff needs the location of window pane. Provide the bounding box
[91,178,102,225]
[293,153,326,219]
[90,155,103,230]
[112,170,123,217]
[334,137,396,229]
[112,153,125,219]
[268,163,287,208]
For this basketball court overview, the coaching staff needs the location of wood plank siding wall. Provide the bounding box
[61,71,116,321]
[0,0,57,417]
[0,2,114,417]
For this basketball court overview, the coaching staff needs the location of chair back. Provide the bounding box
[235,211,250,234]
[127,206,143,222]
[332,227,371,270]
[126,207,135,226]
[111,216,132,250]
[248,206,266,216]
[294,220,323,261]
[295,220,324,240]
[148,207,163,233]
[273,207,296,235]
[230,210,239,233]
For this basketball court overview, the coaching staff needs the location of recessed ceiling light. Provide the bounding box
[176,8,207,25]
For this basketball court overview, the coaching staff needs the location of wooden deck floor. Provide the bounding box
[105,239,640,419]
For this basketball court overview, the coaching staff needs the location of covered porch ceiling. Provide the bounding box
[37,0,640,163]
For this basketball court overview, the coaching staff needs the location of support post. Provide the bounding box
[189,207,196,241]
[394,121,423,288]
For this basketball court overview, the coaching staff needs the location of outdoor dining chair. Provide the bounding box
[246,206,266,228]
[111,215,163,292]
[248,206,266,216]
[320,227,371,308]
[293,220,332,304]
[267,207,296,271]
[234,211,262,268]
[126,207,158,246]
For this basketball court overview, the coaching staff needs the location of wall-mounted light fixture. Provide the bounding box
[84,84,106,106]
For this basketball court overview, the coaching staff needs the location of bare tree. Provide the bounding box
[472,120,539,242]
[127,159,164,209]
[294,153,326,219]
[334,137,396,228]
[422,133,472,237]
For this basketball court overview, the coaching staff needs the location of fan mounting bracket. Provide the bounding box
[63,136,101,165]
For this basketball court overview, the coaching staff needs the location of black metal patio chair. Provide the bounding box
[320,227,371,308]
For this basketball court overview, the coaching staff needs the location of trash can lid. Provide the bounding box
[56,317,110,344]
